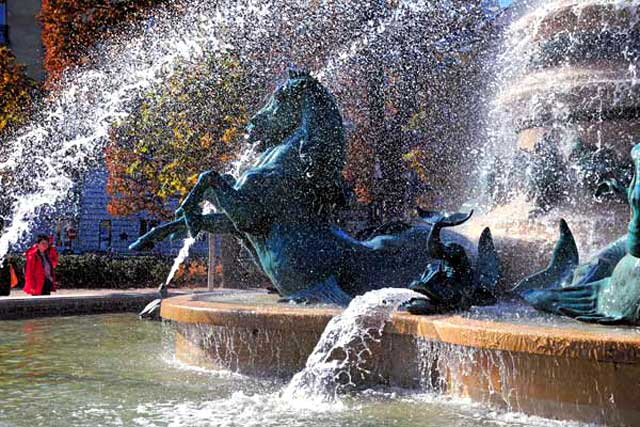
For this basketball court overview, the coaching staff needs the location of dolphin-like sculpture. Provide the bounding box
[404,210,500,314]
[513,144,640,325]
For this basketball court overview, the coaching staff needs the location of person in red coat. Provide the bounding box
[24,235,59,296]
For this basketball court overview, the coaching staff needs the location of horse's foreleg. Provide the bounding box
[129,218,187,251]
[177,170,260,233]
[208,185,264,232]
[197,172,264,232]
[129,213,236,251]
[176,171,220,218]
[176,171,239,236]
[177,172,238,214]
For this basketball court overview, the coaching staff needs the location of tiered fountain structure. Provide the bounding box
[463,0,640,286]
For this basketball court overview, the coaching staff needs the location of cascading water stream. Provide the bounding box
[460,0,640,265]
[481,0,640,204]
[163,237,196,286]
[282,288,423,404]
[0,1,270,259]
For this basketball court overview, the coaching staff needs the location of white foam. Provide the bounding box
[283,288,422,403]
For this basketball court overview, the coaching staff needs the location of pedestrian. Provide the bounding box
[24,235,59,296]
[0,258,11,296]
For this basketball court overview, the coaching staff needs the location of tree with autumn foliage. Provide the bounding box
[39,0,172,84]
[0,46,38,135]
[105,54,257,218]
[0,46,39,219]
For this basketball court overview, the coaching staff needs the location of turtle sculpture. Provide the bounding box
[513,143,640,325]
[130,70,500,314]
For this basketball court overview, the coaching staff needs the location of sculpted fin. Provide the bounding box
[278,276,352,306]
[417,208,473,227]
[473,227,501,305]
[521,280,624,324]
[513,219,579,293]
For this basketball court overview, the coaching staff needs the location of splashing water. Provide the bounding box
[282,288,423,404]
[480,0,640,207]
[0,0,499,263]
[0,2,250,259]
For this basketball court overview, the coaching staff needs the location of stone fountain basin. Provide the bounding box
[497,65,640,129]
[513,1,638,43]
[163,289,640,425]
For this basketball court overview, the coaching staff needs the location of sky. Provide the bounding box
[499,0,513,6]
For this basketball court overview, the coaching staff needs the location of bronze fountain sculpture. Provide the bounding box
[131,70,500,314]
[515,144,640,325]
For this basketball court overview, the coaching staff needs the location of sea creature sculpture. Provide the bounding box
[404,210,499,314]
[130,70,500,313]
[513,144,640,325]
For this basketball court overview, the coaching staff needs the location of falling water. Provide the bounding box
[282,288,422,403]
[482,0,640,205]
[0,1,263,259]
[164,237,196,286]
[463,0,640,263]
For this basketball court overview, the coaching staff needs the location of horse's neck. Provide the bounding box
[301,99,336,143]
[251,97,330,166]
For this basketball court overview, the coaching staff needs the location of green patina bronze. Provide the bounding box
[130,70,500,312]
[514,144,640,325]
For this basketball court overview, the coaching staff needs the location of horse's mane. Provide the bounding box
[280,70,350,216]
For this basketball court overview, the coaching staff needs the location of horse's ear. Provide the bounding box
[288,68,311,80]
[288,68,300,79]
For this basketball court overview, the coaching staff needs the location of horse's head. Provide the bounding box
[244,69,348,220]
[246,69,327,151]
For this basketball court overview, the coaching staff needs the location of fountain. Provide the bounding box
[470,0,640,287]
[3,0,640,426]
[154,1,640,425]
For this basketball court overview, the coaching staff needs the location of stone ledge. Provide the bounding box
[0,291,159,320]
[162,291,640,364]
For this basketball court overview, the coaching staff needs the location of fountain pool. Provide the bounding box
[0,313,591,427]
[161,290,640,426]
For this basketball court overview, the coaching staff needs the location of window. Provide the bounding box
[0,1,7,45]
[139,219,159,237]
[98,220,112,252]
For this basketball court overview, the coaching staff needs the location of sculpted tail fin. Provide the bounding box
[521,280,623,324]
[473,227,501,305]
[512,219,579,293]
[417,209,473,260]
[417,208,473,227]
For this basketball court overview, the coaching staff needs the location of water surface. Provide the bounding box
[0,314,590,427]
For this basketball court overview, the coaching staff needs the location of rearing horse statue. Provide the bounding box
[131,70,500,312]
